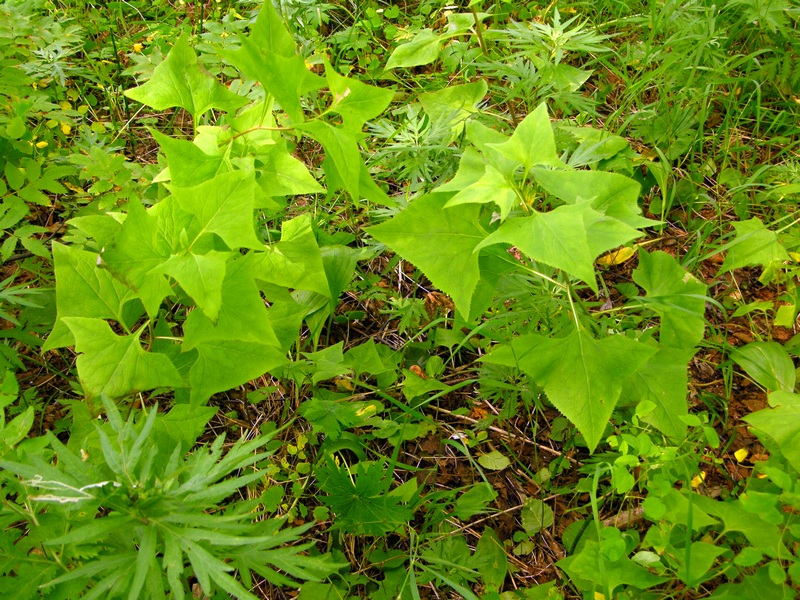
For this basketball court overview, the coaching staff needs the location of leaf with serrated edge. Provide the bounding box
[620,347,694,439]
[511,328,655,451]
[444,163,519,220]
[63,317,182,399]
[169,170,263,251]
[125,33,246,118]
[719,218,789,273]
[633,250,707,348]
[477,202,642,291]
[487,103,563,171]
[368,194,487,318]
[45,243,140,351]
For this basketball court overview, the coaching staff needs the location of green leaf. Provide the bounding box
[532,168,656,229]
[453,482,497,520]
[325,61,394,131]
[486,103,562,172]
[250,214,329,297]
[368,194,487,318]
[183,254,282,351]
[620,347,694,439]
[296,120,362,200]
[151,129,226,187]
[632,250,708,348]
[63,317,182,399]
[521,498,555,535]
[444,164,519,220]
[299,392,381,441]
[188,339,288,404]
[478,202,642,291]
[419,80,487,133]
[247,1,297,58]
[731,342,796,392]
[477,450,510,471]
[257,142,325,197]
[125,33,246,118]
[385,29,441,69]
[744,391,800,472]
[221,34,323,123]
[719,218,790,273]
[169,170,263,251]
[154,404,217,453]
[100,199,176,317]
[317,459,413,536]
[160,251,228,322]
[693,495,790,559]
[558,539,666,596]
[510,328,655,451]
[45,243,140,351]
[473,528,507,592]
[436,147,486,193]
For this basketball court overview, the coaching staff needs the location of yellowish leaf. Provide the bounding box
[596,246,636,267]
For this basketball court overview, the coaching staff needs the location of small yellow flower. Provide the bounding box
[36,140,48,148]
[133,43,143,53]
[734,448,749,463]
[60,123,71,135]
[691,472,706,488]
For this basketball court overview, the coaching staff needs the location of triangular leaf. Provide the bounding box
[620,347,694,439]
[368,194,488,318]
[63,317,182,399]
[632,250,707,348]
[719,218,789,273]
[325,61,394,131]
[159,250,228,322]
[45,243,140,351]
[478,202,642,291]
[444,163,519,220]
[486,103,562,172]
[531,168,657,229]
[125,33,246,118]
[511,328,655,451]
[169,170,263,251]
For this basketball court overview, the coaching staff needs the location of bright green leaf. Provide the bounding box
[45,243,140,351]
[620,347,694,439]
[719,218,790,273]
[744,391,800,472]
[444,164,519,220]
[325,61,394,131]
[510,328,655,451]
[385,29,441,69]
[478,202,642,291]
[487,103,562,172]
[633,250,707,348]
[63,317,182,399]
[368,194,488,318]
[125,33,246,118]
[169,170,263,251]
[731,342,796,392]
[477,450,510,471]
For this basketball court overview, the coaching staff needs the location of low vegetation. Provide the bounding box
[2,0,800,598]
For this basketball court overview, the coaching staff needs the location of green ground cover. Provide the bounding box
[2,0,800,597]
